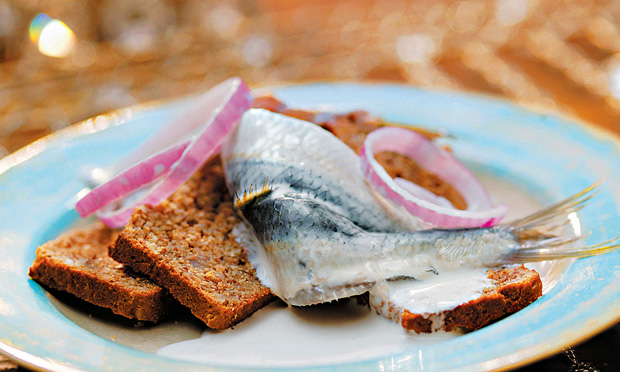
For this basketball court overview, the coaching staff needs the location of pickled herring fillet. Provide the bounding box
[222,109,615,306]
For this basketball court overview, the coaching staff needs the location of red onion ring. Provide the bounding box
[75,140,190,217]
[360,126,508,228]
[75,77,252,227]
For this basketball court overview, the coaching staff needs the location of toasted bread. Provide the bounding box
[109,159,275,330]
[396,266,542,333]
[29,223,171,322]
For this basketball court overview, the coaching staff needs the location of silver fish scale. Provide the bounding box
[240,193,383,303]
[239,192,517,304]
[222,109,426,233]
[225,159,401,233]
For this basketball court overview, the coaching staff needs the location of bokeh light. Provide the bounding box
[396,33,437,64]
[28,13,51,44]
[607,62,620,100]
[29,14,76,58]
[0,1,16,37]
[242,36,273,67]
[495,0,529,26]
[210,4,244,40]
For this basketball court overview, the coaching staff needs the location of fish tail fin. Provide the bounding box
[504,180,620,262]
[234,179,273,209]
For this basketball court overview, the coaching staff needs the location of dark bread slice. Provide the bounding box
[28,222,171,322]
[109,159,275,330]
[400,266,543,333]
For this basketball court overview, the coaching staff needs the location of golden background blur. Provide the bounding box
[2,0,620,160]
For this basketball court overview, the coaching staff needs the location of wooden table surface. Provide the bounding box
[1,0,619,370]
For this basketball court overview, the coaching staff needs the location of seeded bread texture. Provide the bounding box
[110,159,275,330]
[28,223,171,322]
[399,266,543,333]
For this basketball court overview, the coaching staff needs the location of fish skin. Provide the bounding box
[221,109,523,305]
[238,192,517,305]
[226,160,403,233]
[222,108,426,233]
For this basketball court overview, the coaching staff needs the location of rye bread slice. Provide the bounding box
[28,222,171,322]
[109,159,275,330]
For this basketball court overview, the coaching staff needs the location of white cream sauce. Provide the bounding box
[154,175,574,367]
[157,300,456,367]
[384,269,493,315]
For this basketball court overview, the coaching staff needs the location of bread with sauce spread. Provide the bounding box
[28,222,172,323]
[365,266,543,333]
[399,266,542,333]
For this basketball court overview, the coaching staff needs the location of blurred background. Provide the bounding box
[3,0,620,159]
[2,0,620,371]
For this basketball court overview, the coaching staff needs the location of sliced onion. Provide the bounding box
[360,126,508,228]
[393,177,455,209]
[75,77,252,227]
[75,140,190,217]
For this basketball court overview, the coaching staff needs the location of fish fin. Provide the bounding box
[504,180,620,262]
[235,180,273,209]
[508,180,601,236]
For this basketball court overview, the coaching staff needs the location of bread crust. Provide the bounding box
[109,160,275,329]
[28,223,171,322]
[400,266,543,333]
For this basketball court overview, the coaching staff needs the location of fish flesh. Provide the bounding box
[222,109,617,306]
